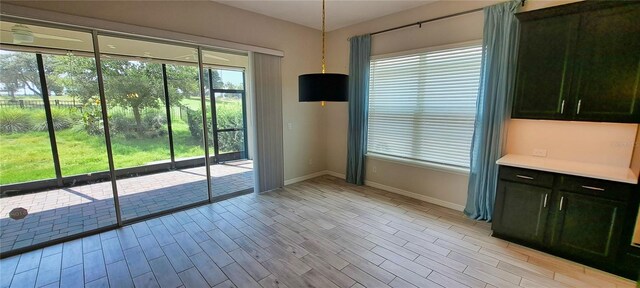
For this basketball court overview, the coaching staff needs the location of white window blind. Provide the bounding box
[367,43,482,169]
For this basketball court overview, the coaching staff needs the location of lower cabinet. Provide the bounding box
[493,181,550,244]
[492,166,636,279]
[549,191,626,263]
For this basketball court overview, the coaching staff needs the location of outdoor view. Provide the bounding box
[0,51,247,184]
[0,20,253,255]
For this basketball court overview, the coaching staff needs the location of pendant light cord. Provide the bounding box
[321,0,326,74]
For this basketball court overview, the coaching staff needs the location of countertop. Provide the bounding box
[496,154,639,184]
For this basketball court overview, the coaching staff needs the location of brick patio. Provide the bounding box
[0,160,253,254]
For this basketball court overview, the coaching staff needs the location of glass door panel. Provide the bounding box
[98,35,209,221]
[0,20,118,255]
[204,66,252,198]
[0,50,55,184]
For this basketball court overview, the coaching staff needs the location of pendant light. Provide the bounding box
[298,0,348,105]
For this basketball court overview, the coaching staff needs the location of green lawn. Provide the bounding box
[0,120,206,185]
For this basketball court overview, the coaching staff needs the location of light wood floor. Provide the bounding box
[0,175,635,288]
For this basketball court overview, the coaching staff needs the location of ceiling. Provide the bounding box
[0,20,248,68]
[215,0,438,31]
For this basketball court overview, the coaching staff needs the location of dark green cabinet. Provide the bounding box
[512,1,640,123]
[512,14,579,120]
[493,166,637,279]
[570,5,640,122]
[493,181,550,244]
[549,191,626,263]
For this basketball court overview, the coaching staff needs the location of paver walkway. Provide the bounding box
[0,160,253,254]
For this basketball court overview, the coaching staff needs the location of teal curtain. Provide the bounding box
[465,0,521,220]
[346,34,371,185]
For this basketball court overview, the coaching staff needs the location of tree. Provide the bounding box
[99,59,165,135]
[46,54,99,101]
[0,52,41,98]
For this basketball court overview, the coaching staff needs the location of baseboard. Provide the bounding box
[285,170,465,212]
[363,179,465,211]
[325,171,345,179]
[284,170,331,185]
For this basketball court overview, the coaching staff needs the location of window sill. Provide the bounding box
[365,153,470,176]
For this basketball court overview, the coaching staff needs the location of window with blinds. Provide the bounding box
[367,42,482,169]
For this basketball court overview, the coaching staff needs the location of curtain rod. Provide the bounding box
[350,0,525,40]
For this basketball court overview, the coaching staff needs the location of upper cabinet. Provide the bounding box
[512,2,640,123]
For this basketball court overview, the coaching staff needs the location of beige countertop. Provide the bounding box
[497,154,639,184]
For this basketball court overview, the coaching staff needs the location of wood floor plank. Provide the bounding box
[178,267,209,288]
[229,248,271,281]
[172,231,203,256]
[9,268,38,288]
[340,264,391,288]
[189,252,228,287]
[364,235,418,261]
[83,250,107,284]
[148,256,182,288]
[379,260,442,288]
[372,246,431,277]
[15,249,42,274]
[208,229,241,252]
[221,262,263,288]
[258,274,290,288]
[449,251,520,284]
[337,250,396,284]
[60,263,84,288]
[137,234,165,261]
[462,266,519,288]
[301,253,356,288]
[123,246,152,278]
[234,236,274,263]
[0,255,20,288]
[101,236,125,265]
[161,242,194,273]
[198,239,234,268]
[414,256,484,288]
[61,239,83,269]
[105,259,134,288]
[132,271,160,288]
[388,277,418,288]
[35,252,62,288]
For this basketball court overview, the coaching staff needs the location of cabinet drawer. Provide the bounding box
[499,166,554,188]
[558,175,632,201]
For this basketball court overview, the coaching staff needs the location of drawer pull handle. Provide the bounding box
[581,185,605,191]
[559,196,564,211]
[543,194,548,208]
[560,100,565,114]
[516,175,534,180]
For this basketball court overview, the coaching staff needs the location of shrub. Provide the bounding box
[33,108,80,132]
[108,108,167,139]
[186,107,212,145]
[0,108,32,133]
[82,101,104,135]
[185,100,245,152]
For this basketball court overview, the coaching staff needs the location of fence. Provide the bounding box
[0,99,192,123]
[0,99,82,109]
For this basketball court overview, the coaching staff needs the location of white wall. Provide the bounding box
[6,0,328,182]
[322,0,626,209]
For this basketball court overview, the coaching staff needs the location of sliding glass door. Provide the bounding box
[0,18,254,257]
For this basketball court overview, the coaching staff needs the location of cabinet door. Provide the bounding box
[570,4,640,123]
[550,191,626,263]
[493,181,551,244]
[511,14,579,120]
